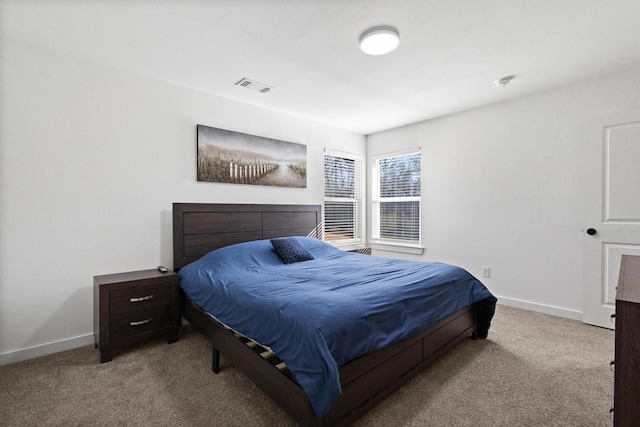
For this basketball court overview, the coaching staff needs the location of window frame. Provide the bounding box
[371,148,423,253]
[323,149,364,248]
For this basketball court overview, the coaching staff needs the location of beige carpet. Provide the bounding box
[0,305,614,426]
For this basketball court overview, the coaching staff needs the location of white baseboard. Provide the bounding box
[0,333,94,366]
[496,295,582,321]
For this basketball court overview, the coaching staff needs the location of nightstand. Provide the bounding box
[93,269,180,363]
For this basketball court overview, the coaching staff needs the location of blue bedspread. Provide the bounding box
[178,237,496,418]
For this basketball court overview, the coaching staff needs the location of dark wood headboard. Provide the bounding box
[172,203,322,270]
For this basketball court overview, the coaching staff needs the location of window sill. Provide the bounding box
[326,241,364,249]
[369,241,424,255]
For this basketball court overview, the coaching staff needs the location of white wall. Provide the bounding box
[367,67,640,319]
[0,38,365,364]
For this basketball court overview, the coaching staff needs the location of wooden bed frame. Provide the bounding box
[173,203,478,427]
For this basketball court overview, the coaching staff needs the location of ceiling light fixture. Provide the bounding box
[359,26,400,56]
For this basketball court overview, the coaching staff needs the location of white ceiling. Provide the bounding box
[2,0,640,135]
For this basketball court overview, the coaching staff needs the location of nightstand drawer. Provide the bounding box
[109,305,173,341]
[110,282,171,314]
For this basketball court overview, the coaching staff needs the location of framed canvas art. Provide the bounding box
[197,125,307,188]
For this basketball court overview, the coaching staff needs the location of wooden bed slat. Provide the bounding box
[263,228,319,239]
[184,212,262,234]
[183,231,262,258]
[263,211,319,231]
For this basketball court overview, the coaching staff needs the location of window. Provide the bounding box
[324,150,363,246]
[372,149,421,244]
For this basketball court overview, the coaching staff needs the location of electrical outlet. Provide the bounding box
[481,266,491,278]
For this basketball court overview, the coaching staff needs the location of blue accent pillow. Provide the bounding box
[270,237,314,264]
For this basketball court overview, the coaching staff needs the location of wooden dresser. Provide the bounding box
[614,255,640,426]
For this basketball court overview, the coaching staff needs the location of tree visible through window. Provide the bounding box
[324,150,362,245]
[373,150,421,243]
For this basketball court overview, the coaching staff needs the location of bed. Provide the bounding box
[173,203,496,426]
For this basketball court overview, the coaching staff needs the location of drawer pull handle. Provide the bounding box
[130,295,154,303]
[130,318,153,326]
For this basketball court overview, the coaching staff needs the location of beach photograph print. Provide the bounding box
[197,125,307,188]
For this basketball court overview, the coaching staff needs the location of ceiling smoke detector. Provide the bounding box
[494,76,514,87]
[235,78,273,94]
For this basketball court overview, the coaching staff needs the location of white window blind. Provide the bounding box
[372,150,421,243]
[324,150,362,245]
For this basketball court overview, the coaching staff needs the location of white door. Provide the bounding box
[583,111,640,328]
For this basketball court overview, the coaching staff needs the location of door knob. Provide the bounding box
[586,228,597,235]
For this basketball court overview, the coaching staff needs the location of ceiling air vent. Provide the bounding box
[235,78,273,94]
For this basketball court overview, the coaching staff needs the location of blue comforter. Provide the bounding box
[178,237,496,418]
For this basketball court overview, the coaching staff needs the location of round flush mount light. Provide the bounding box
[359,26,400,55]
